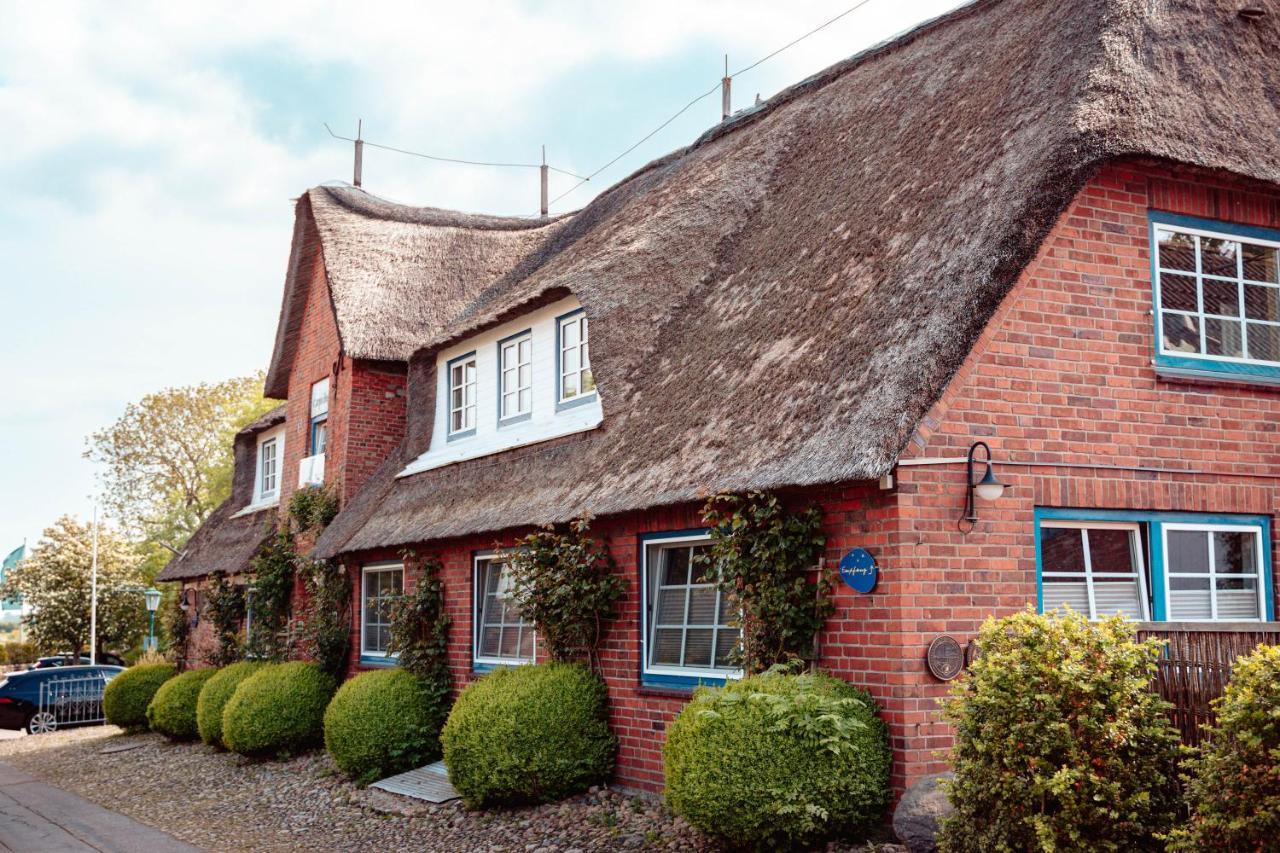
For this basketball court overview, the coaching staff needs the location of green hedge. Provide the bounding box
[196,661,266,748]
[938,609,1181,853]
[441,663,615,808]
[664,669,891,848]
[146,668,217,739]
[103,663,176,730]
[1170,643,1280,850]
[222,662,336,756]
[324,668,449,785]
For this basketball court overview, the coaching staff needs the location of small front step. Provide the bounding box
[370,760,460,803]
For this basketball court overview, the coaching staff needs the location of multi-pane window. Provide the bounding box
[1154,223,1280,366]
[309,379,329,455]
[474,557,534,665]
[361,564,403,657]
[1040,522,1149,620]
[1163,524,1266,621]
[643,537,738,677]
[449,353,477,435]
[1036,511,1271,623]
[499,333,533,421]
[558,312,596,403]
[259,437,278,500]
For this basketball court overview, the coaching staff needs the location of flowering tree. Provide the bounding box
[0,516,148,657]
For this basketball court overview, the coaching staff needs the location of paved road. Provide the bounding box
[0,761,200,852]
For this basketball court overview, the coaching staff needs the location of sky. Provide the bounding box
[0,0,969,553]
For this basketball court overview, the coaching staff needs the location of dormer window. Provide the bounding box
[1151,213,1280,382]
[448,351,477,439]
[498,330,533,423]
[557,309,596,409]
[258,437,279,501]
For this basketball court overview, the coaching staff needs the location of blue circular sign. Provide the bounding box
[839,548,878,594]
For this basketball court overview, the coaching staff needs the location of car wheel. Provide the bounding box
[25,712,57,735]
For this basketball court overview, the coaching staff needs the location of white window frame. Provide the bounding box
[1039,520,1151,621]
[473,553,536,667]
[448,352,478,438]
[557,311,596,408]
[1154,221,1280,368]
[1161,523,1267,622]
[256,435,279,503]
[497,331,533,423]
[360,562,404,659]
[309,378,329,456]
[640,533,741,681]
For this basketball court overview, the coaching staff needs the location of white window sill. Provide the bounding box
[398,409,602,478]
[230,499,279,519]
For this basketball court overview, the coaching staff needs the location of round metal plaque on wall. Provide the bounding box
[927,635,965,681]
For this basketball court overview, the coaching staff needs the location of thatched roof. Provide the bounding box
[318,0,1280,558]
[264,187,569,398]
[156,405,286,582]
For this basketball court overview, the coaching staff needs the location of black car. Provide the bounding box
[0,666,124,733]
[30,652,126,669]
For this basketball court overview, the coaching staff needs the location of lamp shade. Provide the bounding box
[144,587,162,612]
[974,463,1005,502]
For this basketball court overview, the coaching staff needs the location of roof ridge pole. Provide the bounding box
[354,119,364,188]
[540,145,549,216]
[721,54,731,120]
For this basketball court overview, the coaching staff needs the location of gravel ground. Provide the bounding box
[0,727,901,852]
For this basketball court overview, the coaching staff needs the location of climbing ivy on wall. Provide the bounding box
[388,551,453,711]
[203,574,245,667]
[244,531,295,661]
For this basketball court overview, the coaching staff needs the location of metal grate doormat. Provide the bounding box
[370,760,460,803]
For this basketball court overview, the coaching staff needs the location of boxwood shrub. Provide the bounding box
[222,662,337,756]
[324,668,449,785]
[196,661,266,748]
[440,663,614,808]
[102,662,176,731]
[938,609,1181,853]
[146,667,217,739]
[1169,643,1280,851]
[664,669,891,848]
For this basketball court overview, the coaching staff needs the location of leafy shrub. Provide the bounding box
[324,669,448,785]
[1168,643,1280,850]
[504,520,624,664]
[103,662,177,730]
[293,560,350,681]
[441,663,615,807]
[222,662,336,756]
[288,485,339,531]
[244,532,294,661]
[664,668,890,847]
[146,667,217,739]
[938,609,1181,853]
[203,575,244,667]
[197,661,266,747]
[3,642,37,665]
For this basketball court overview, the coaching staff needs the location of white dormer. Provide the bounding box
[399,296,603,477]
[232,424,286,516]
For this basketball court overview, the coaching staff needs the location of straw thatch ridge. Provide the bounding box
[156,404,286,582]
[318,0,1280,557]
[264,188,569,398]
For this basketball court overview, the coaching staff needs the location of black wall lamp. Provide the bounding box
[960,441,1006,532]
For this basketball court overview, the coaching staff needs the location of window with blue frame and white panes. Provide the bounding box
[472,554,535,670]
[360,562,403,663]
[1035,509,1274,623]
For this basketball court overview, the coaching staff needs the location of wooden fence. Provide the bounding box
[1136,622,1280,746]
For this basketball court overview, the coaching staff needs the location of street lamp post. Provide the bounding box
[144,587,162,652]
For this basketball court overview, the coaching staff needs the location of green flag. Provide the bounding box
[1,545,24,610]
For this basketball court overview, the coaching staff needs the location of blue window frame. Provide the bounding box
[555,308,596,411]
[639,530,740,689]
[308,379,329,455]
[1035,508,1274,622]
[360,562,403,665]
[472,553,535,671]
[1149,211,1280,384]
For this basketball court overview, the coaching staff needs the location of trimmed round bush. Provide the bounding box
[1169,643,1280,851]
[938,609,1181,853]
[146,668,217,739]
[196,661,266,748]
[103,662,177,730]
[440,663,615,808]
[664,669,891,848]
[324,668,449,785]
[222,662,337,756]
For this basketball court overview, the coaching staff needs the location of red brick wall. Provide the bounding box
[890,158,1280,785]
[339,360,406,504]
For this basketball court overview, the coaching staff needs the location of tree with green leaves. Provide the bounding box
[0,516,148,658]
[84,372,277,579]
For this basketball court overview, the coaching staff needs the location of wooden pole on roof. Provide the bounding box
[354,119,364,188]
[721,55,731,120]
[540,145,549,216]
